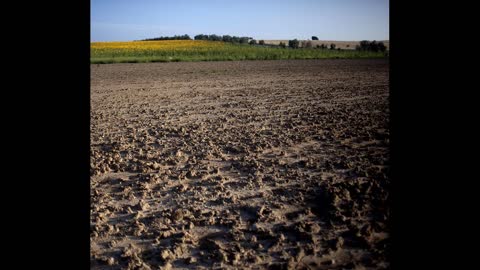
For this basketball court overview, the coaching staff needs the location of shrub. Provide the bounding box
[194,34,207,40]
[370,40,379,52]
[239,37,249,44]
[289,39,299,49]
[279,41,286,48]
[249,39,257,45]
[356,40,387,52]
[209,34,222,41]
[377,42,387,52]
[358,40,370,50]
[222,35,232,42]
[300,40,313,48]
[312,36,319,40]
[330,43,336,50]
[259,40,265,45]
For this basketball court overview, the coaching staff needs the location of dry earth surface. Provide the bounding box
[91,59,390,270]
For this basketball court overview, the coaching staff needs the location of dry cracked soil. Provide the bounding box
[90,59,390,270]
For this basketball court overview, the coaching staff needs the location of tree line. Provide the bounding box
[142,34,191,41]
[141,34,259,45]
[356,40,387,52]
[194,34,254,44]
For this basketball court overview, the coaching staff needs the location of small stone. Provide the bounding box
[287,257,296,268]
[187,169,197,178]
[160,249,173,261]
[322,259,336,265]
[107,257,115,265]
[313,224,321,234]
[152,162,161,170]
[162,262,172,270]
[139,200,150,211]
[295,247,305,262]
[161,230,172,239]
[173,209,184,221]
[232,253,241,263]
[336,237,344,249]
[109,240,117,248]
[179,184,188,192]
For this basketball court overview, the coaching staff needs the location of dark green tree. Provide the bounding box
[378,42,387,52]
[289,39,299,49]
[239,37,249,44]
[222,35,232,42]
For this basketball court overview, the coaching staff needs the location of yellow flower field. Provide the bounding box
[91,40,225,52]
[91,40,235,62]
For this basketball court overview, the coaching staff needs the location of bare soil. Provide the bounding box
[91,59,390,270]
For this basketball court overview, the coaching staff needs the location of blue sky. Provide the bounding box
[91,0,389,42]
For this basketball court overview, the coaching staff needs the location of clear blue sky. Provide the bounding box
[91,0,389,42]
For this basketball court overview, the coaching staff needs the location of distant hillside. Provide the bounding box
[264,40,389,50]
